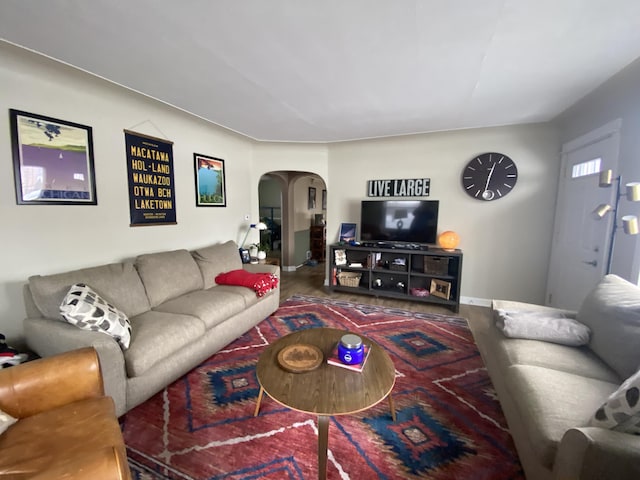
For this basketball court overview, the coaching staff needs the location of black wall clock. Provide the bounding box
[461,152,518,201]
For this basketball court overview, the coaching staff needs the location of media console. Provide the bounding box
[359,241,429,250]
[329,243,463,312]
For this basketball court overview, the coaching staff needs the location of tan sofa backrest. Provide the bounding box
[28,262,150,319]
[135,249,204,307]
[192,240,242,289]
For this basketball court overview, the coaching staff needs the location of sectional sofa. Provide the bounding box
[22,240,280,417]
[470,274,640,479]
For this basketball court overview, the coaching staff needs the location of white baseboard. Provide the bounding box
[460,296,492,307]
[282,265,298,272]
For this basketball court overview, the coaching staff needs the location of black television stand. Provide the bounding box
[329,243,463,312]
[361,241,429,251]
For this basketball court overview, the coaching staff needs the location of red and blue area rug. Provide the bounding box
[124,295,523,479]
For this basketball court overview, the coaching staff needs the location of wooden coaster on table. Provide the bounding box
[277,343,323,373]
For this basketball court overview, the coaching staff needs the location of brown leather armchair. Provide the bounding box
[0,347,131,479]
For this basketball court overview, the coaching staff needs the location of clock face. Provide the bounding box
[461,152,518,201]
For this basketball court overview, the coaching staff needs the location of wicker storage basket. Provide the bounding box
[337,271,362,287]
[424,256,450,275]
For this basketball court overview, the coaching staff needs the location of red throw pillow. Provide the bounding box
[214,269,279,297]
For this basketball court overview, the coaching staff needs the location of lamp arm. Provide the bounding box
[240,223,264,247]
[240,228,251,248]
[605,176,622,274]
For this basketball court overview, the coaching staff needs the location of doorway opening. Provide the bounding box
[259,171,327,272]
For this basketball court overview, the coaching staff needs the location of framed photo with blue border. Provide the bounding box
[339,223,357,243]
[194,153,226,207]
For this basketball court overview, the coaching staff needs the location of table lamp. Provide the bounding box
[239,222,267,263]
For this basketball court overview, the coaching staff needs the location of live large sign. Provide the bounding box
[367,178,430,197]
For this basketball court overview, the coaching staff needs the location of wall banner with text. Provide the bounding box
[367,178,430,197]
[124,130,176,226]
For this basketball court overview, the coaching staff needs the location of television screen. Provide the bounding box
[361,200,439,244]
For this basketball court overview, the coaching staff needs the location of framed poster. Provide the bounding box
[124,130,176,226]
[308,187,316,210]
[194,153,226,207]
[322,189,327,210]
[10,109,97,205]
[339,223,357,243]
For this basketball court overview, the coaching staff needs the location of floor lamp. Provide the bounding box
[592,170,640,274]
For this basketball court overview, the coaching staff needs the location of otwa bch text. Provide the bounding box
[132,186,172,197]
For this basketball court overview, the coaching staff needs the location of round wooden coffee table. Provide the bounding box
[254,327,396,480]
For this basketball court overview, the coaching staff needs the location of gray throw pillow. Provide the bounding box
[577,274,640,380]
[60,283,132,349]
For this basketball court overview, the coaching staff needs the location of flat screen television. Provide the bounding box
[360,200,439,244]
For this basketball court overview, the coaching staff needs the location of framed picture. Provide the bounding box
[339,223,357,243]
[430,279,451,299]
[194,153,226,207]
[322,189,327,210]
[308,186,316,210]
[10,109,97,205]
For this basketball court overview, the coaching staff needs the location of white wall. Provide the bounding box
[0,41,564,345]
[327,124,561,304]
[555,57,640,282]
[0,43,258,344]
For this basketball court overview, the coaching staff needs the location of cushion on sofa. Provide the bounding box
[153,288,247,329]
[0,396,125,476]
[29,262,150,319]
[213,284,262,307]
[124,310,206,377]
[60,283,132,349]
[506,364,619,469]
[589,367,640,433]
[192,240,243,289]
[485,323,620,383]
[495,309,590,346]
[577,274,640,380]
[136,249,204,307]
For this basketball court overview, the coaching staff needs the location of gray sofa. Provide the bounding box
[470,274,640,479]
[22,240,280,417]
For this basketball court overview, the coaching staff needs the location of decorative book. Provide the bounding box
[326,343,371,372]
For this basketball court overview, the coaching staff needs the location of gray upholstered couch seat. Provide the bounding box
[22,240,280,417]
[469,274,640,480]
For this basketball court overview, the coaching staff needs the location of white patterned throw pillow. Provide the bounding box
[60,283,132,349]
[589,368,640,434]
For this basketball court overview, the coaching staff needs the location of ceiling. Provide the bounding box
[2,1,640,143]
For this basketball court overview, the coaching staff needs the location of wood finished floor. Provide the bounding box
[279,264,492,325]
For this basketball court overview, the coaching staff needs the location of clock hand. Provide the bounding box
[484,163,496,192]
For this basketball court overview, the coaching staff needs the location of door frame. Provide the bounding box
[545,118,622,307]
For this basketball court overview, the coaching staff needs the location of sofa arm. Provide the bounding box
[24,317,128,416]
[243,264,280,276]
[0,347,103,418]
[553,427,640,479]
